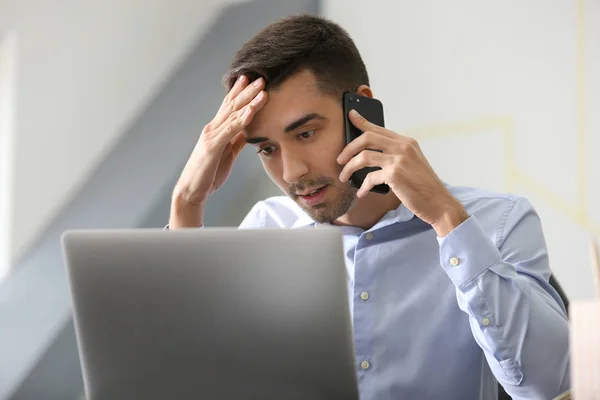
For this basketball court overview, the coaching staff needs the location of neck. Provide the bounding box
[333,190,401,230]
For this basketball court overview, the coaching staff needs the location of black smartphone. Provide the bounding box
[342,92,390,194]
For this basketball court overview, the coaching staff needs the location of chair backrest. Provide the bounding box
[497,274,568,400]
[549,274,570,313]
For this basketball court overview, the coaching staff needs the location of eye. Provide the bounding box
[298,130,315,140]
[257,145,276,156]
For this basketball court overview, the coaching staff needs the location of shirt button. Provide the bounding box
[449,257,460,267]
[360,361,370,370]
[360,291,370,301]
[482,317,491,326]
[365,232,374,240]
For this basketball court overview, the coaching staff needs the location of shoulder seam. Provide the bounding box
[496,197,520,247]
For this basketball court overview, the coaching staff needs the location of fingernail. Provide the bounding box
[350,109,360,117]
[253,77,263,87]
[238,75,246,83]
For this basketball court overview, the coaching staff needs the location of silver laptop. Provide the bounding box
[61,227,358,400]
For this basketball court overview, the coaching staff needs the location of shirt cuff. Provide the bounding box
[163,224,204,230]
[437,216,502,290]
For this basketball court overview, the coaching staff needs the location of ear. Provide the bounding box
[356,85,374,98]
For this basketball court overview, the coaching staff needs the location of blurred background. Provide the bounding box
[0,0,598,398]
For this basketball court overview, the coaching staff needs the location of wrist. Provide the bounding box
[169,188,206,228]
[432,203,469,238]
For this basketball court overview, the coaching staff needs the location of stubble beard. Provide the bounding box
[288,178,356,224]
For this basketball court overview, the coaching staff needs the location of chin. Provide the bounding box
[305,208,339,224]
[296,188,356,223]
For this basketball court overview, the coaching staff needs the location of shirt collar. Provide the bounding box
[290,201,415,230]
[290,212,316,229]
[394,203,416,223]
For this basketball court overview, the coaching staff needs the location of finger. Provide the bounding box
[230,131,247,157]
[337,131,397,165]
[222,75,248,107]
[214,77,265,127]
[357,169,387,198]
[348,109,394,137]
[212,90,268,146]
[232,77,266,111]
[339,150,390,183]
[215,107,253,146]
[222,132,248,165]
[220,140,235,165]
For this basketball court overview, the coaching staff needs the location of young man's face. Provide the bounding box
[244,69,357,223]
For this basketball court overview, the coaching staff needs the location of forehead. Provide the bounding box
[245,70,340,137]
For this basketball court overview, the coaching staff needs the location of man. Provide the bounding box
[169,14,570,399]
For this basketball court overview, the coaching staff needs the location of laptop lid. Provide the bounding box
[62,227,358,400]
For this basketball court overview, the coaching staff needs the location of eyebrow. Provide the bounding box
[245,113,326,144]
[284,113,325,132]
[245,137,269,144]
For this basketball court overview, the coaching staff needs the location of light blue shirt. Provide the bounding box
[236,184,570,399]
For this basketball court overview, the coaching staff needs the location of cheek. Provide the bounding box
[260,157,286,186]
[318,131,346,171]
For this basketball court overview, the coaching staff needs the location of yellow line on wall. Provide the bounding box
[513,170,600,237]
[401,108,598,236]
[502,119,516,192]
[391,1,595,237]
[576,0,588,221]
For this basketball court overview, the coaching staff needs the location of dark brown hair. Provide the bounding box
[223,14,369,97]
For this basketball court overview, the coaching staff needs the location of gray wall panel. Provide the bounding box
[3,1,319,398]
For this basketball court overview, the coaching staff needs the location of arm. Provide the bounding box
[167,75,268,229]
[335,105,569,397]
[166,200,268,230]
[168,189,206,228]
[438,197,570,399]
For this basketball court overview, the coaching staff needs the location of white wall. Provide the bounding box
[0,32,17,282]
[323,0,600,300]
[7,0,239,264]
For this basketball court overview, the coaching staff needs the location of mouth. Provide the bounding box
[296,185,328,207]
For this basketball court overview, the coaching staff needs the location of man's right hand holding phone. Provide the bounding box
[169,76,268,228]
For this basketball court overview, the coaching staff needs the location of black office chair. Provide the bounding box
[497,274,569,400]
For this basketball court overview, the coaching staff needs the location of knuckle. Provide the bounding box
[227,110,238,124]
[224,123,234,136]
[358,151,369,163]
[229,99,237,113]
[393,155,405,169]
[407,137,419,147]
[398,141,412,153]
[241,108,251,125]
[202,122,213,133]
[362,131,375,141]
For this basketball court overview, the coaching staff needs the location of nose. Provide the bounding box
[281,148,309,184]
